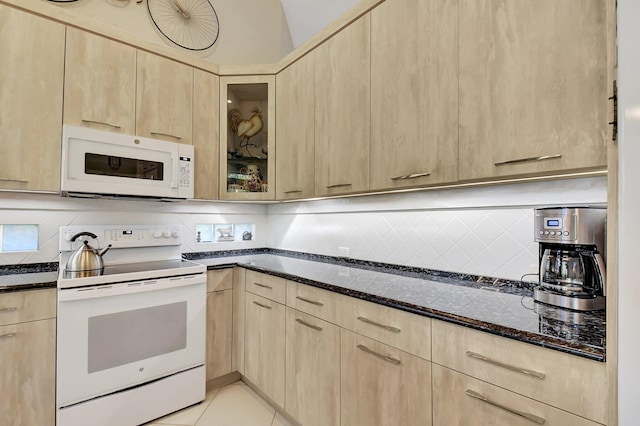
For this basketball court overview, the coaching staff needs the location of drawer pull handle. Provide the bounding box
[284,190,303,194]
[296,296,324,307]
[0,307,17,313]
[214,290,226,295]
[357,344,401,365]
[0,333,16,339]
[150,131,182,141]
[0,178,29,184]
[252,301,272,310]
[357,316,401,333]
[295,318,323,331]
[465,389,546,424]
[253,282,273,290]
[390,171,431,181]
[466,351,545,380]
[82,119,121,129]
[494,154,561,166]
[326,183,352,189]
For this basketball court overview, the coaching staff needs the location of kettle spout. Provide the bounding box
[98,244,113,257]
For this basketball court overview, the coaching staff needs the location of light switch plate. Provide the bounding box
[338,246,350,257]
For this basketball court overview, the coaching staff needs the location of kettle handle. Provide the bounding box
[70,232,98,242]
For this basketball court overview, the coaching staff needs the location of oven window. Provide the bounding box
[85,153,164,181]
[87,302,186,373]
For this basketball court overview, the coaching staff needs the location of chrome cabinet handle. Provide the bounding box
[252,301,272,310]
[466,351,545,380]
[0,178,28,184]
[295,318,323,331]
[0,307,17,313]
[390,171,431,180]
[253,282,272,290]
[0,333,16,339]
[326,183,352,189]
[494,154,561,166]
[82,119,121,129]
[284,190,303,194]
[214,290,226,295]
[296,296,323,307]
[357,344,401,365]
[357,316,401,333]
[465,389,546,424]
[150,131,182,141]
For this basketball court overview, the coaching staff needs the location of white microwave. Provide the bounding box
[61,125,194,199]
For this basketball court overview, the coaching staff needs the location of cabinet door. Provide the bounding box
[285,308,340,426]
[341,329,432,426]
[315,15,371,196]
[206,289,233,381]
[276,54,315,200]
[433,364,601,426]
[63,27,136,134]
[193,69,220,200]
[136,51,193,144]
[0,6,64,192]
[244,293,285,407]
[370,0,458,190]
[0,319,56,426]
[458,0,608,180]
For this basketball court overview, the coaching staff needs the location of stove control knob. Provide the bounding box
[64,232,75,242]
[162,230,171,238]
[152,231,162,239]
[171,230,180,238]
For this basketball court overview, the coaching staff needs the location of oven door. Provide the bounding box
[61,125,182,198]
[56,274,206,408]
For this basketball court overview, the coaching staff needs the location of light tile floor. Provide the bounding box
[145,381,293,426]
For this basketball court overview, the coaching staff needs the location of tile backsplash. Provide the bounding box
[0,176,607,282]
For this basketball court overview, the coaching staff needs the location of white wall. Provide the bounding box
[617,0,640,422]
[0,192,267,265]
[50,0,293,64]
[267,177,607,282]
[279,0,359,47]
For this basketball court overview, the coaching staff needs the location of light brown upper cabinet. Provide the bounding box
[136,50,193,145]
[193,69,220,200]
[458,0,608,181]
[0,5,65,192]
[276,54,316,200]
[219,75,276,201]
[370,0,459,191]
[315,15,371,197]
[63,28,136,135]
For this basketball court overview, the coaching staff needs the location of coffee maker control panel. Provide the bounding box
[534,207,605,247]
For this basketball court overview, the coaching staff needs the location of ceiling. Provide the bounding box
[279,0,359,47]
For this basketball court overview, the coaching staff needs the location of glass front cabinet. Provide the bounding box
[219,75,275,201]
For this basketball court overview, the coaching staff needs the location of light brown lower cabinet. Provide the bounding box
[206,289,233,381]
[244,292,286,408]
[0,319,56,426]
[285,308,340,426]
[432,364,601,426]
[341,329,432,426]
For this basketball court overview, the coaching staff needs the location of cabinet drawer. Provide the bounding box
[206,268,233,292]
[286,281,341,324]
[245,270,286,304]
[340,296,430,360]
[433,364,600,426]
[431,320,607,424]
[0,289,56,326]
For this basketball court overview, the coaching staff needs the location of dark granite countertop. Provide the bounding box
[193,251,606,362]
[0,251,606,361]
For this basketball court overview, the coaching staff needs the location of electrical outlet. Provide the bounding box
[338,247,350,257]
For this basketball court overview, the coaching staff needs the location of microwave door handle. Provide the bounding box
[171,154,179,189]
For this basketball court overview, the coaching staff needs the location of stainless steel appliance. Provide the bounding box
[61,125,194,199]
[534,207,606,311]
[56,224,206,426]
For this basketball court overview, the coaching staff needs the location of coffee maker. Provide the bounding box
[534,207,606,311]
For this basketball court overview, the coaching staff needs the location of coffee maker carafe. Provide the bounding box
[534,207,606,311]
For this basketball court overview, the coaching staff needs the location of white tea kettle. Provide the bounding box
[66,232,112,272]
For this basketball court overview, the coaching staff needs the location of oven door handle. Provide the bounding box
[57,274,205,302]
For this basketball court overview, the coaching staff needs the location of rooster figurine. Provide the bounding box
[228,108,264,157]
